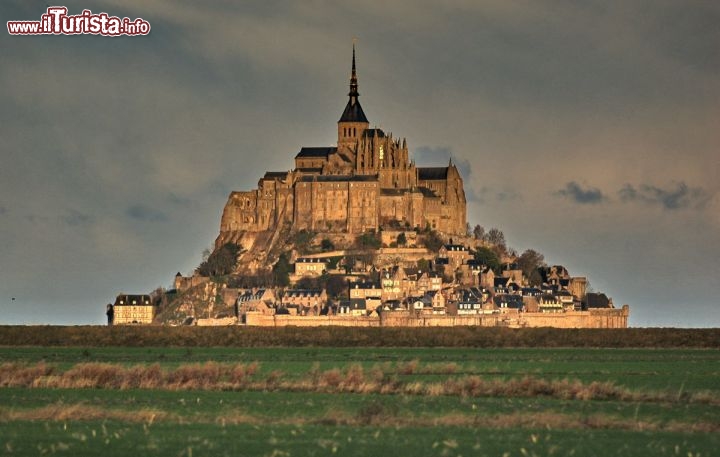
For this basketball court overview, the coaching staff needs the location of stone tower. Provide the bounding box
[337,44,369,154]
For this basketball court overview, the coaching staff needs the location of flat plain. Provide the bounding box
[1,344,719,456]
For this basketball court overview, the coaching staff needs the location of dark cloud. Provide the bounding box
[24,214,49,225]
[126,205,168,222]
[473,187,522,204]
[61,210,93,228]
[167,193,193,208]
[0,206,6,216]
[555,182,606,204]
[619,182,711,210]
[496,190,521,202]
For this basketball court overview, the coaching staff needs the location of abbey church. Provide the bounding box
[217,47,467,242]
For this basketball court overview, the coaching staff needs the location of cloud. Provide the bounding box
[555,182,606,204]
[619,182,712,210]
[126,205,168,222]
[0,206,6,216]
[471,186,522,204]
[24,214,49,225]
[62,209,93,228]
[166,193,193,208]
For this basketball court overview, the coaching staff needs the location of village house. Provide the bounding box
[349,281,382,300]
[237,288,276,315]
[113,294,155,324]
[425,290,446,314]
[294,257,329,278]
[459,259,483,286]
[282,289,327,315]
[538,294,563,313]
[438,244,472,270]
[340,298,366,316]
[455,288,484,315]
[494,294,523,314]
[381,266,408,300]
[557,290,575,311]
[479,265,495,289]
[416,271,443,294]
[501,263,524,285]
[543,265,570,287]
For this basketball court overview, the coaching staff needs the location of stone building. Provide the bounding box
[113,294,155,324]
[216,46,467,247]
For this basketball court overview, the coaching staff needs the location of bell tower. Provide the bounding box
[337,44,369,151]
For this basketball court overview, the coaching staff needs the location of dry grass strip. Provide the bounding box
[1,361,718,406]
[0,404,716,434]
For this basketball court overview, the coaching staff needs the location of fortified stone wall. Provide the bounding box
[243,306,629,328]
[245,312,381,327]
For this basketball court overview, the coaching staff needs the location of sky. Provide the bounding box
[1,1,718,327]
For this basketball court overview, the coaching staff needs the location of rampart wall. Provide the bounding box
[244,306,629,328]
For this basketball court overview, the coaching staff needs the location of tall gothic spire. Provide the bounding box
[349,43,359,103]
[339,43,368,123]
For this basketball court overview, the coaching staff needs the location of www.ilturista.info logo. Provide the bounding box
[7,7,150,36]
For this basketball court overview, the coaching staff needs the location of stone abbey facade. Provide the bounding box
[218,47,467,242]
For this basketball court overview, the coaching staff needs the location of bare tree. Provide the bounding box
[473,224,485,241]
[486,228,506,247]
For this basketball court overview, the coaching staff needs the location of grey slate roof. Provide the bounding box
[418,167,448,180]
[339,100,369,123]
[295,147,335,158]
[380,189,407,196]
[114,294,152,306]
[586,293,612,308]
[298,175,378,183]
[494,294,524,309]
[263,171,289,180]
[363,128,385,138]
[415,187,439,198]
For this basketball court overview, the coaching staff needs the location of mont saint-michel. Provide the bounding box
[109,47,628,328]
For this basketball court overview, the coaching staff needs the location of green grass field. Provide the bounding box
[1,346,718,456]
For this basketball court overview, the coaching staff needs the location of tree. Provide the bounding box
[417,258,431,273]
[396,232,407,247]
[473,224,485,241]
[473,247,501,273]
[296,276,321,289]
[321,238,335,252]
[272,252,292,287]
[292,230,316,255]
[326,275,348,299]
[517,249,546,282]
[422,230,444,252]
[486,228,506,247]
[197,243,240,277]
[355,231,381,250]
[528,269,543,287]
